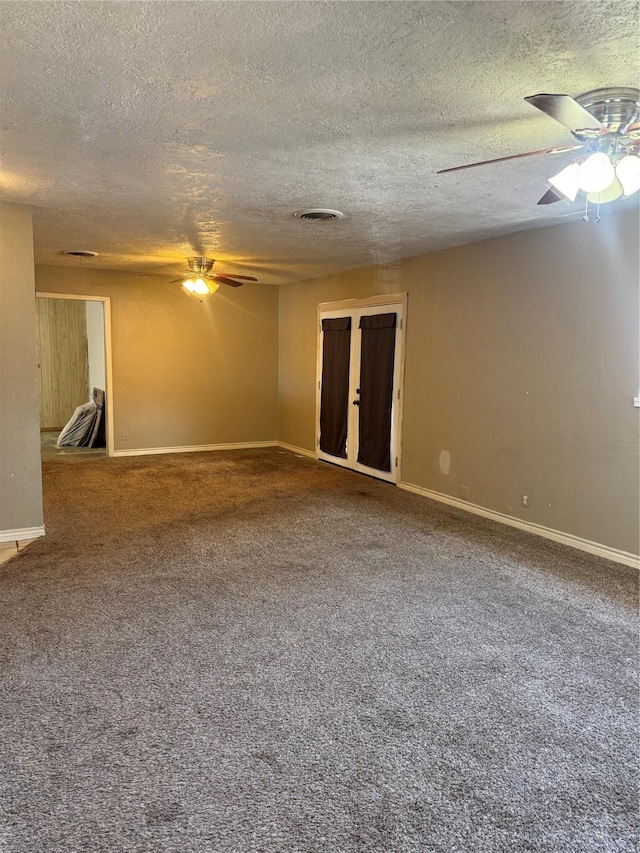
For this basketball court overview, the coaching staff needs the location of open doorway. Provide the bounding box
[36,293,114,458]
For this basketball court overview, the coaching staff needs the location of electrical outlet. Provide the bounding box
[522,494,530,508]
[122,430,128,441]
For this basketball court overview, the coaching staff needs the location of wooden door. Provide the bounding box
[37,298,89,430]
[352,304,405,483]
[317,301,405,484]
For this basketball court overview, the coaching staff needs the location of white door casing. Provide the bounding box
[36,293,115,457]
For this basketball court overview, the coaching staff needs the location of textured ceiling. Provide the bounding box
[1,1,638,284]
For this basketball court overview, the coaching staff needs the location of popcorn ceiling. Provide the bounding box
[1,1,637,283]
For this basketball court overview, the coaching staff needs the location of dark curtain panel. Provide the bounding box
[319,317,352,458]
[357,312,396,472]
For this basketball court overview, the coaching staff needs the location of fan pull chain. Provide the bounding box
[594,197,602,224]
[582,196,590,222]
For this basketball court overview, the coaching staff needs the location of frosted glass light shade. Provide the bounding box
[615,154,640,196]
[181,276,220,298]
[192,277,210,295]
[576,153,615,193]
[587,176,623,204]
[548,162,580,201]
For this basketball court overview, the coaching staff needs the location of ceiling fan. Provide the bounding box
[171,257,258,299]
[437,87,640,216]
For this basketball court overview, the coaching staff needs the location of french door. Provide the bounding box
[316,298,406,484]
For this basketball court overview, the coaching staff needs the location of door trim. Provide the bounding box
[315,293,408,483]
[318,291,408,312]
[36,293,114,457]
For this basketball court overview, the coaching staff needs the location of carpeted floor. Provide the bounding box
[0,449,637,852]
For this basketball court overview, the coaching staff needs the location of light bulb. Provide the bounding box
[192,277,210,295]
[587,176,623,205]
[181,278,196,294]
[576,153,615,193]
[548,162,580,201]
[615,154,640,196]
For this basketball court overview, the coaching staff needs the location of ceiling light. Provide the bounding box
[546,149,639,217]
[576,152,616,193]
[615,153,640,196]
[192,277,210,295]
[548,162,580,201]
[587,176,623,204]
[181,276,219,300]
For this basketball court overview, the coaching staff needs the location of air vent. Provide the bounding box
[62,250,99,258]
[293,209,344,221]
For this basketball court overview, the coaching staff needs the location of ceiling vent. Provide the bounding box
[293,209,344,221]
[62,250,99,258]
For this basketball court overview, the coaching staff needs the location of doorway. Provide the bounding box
[36,293,114,457]
[316,294,406,484]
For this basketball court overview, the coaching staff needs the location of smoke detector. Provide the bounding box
[62,250,99,258]
[293,209,344,221]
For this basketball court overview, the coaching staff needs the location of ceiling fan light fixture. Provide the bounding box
[439,87,640,222]
[576,152,616,193]
[548,162,580,201]
[173,259,253,297]
[587,176,624,205]
[615,153,640,196]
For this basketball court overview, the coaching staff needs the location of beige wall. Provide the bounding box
[0,202,44,535]
[36,266,279,452]
[278,209,640,555]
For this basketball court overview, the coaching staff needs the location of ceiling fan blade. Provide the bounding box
[537,188,564,205]
[216,274,258,281]
[169,277,188,284]
[213,275,245,288]
[524,94,607,135]
[437,144,582,174]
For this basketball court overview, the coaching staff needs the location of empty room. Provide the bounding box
[0,2,638,851]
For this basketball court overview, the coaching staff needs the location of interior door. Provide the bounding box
[317,301,405,484]
[36,297,89,429]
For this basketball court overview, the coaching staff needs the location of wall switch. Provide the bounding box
[460,485,471,501]
[522,494,530,508]
[122,430,128,441]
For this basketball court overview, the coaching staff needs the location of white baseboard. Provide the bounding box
[398,482,640,569]
[113,441,278,457]
[277,441,317,459]
[0,525,45,544]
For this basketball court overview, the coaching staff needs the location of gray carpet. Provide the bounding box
[0,449,637,852]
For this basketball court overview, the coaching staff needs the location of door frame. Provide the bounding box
[36,292,115,457]
[315,292,408,484]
